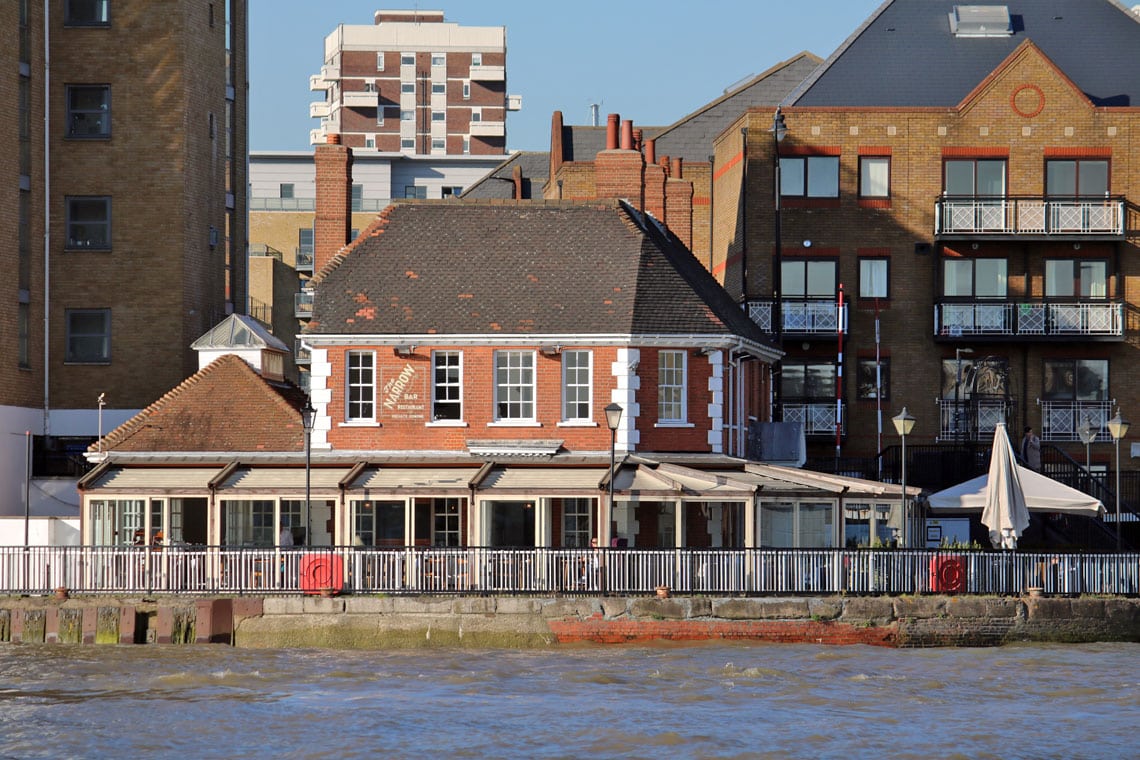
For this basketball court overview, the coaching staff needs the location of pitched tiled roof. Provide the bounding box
[95,354,309,453]
[459,152,551,200]
[306,200,774,349]
[793,0,1140,108]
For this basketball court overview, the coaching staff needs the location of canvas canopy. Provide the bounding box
[927,465,1103,517]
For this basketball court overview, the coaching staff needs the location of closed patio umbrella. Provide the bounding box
[981,423,1031,549]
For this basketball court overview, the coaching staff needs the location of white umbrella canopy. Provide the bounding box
[981,423,1030,549]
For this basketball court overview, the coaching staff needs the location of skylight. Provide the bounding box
[949,5,1013,37]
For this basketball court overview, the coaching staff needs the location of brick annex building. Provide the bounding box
[713,0,1140,482]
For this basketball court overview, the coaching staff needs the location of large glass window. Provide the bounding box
[782,259,836,298]
[856,357,889,400]
[66,85,110,137]
[562,350,592,421]
[858,157,889,198]
[944,159,1006,196]
[942,258,1007,298]
[66,309,110,363]
[66,0,110,26]
[780,156,839,198]
[494,350,535,421]
[1045,260,1107,299]
[433,498,461,546]
[1046,160,1109,197]
[780,360,836,400]
[346,351,375,421]
[1043,359,1108,401]
[657,350,687,423]
[432,350,462,421]
[66,196,111,249]
[561,498,591,548]
[353,500,404,547]
[761,501,834,548]
[858,258,888,299]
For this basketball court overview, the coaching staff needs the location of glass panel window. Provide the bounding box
[462,82,471,100]
[1044,359,1108,402]
[856,358,889,400]
[658,350,686,423]
[279,183,294,199]
[431,83,445,94]
[471,53,482,67]
[780,360,836,399]
[400,138,415,150]
[944,159,1006,196]
[1046,260,1107,300]
[346,351,375,421]
[66,308,110,363]
[941,258,1007,298]
[562,350,591,421]
[780,156,839,198]
[431,111,445,121]
[353,500,404,547]
[858,258,888,299]
[376,53,385,71]
[400,54,415,66]
[351,184,363,212]
[403,185,427,199]
[859,157,889,198]
[66,0,109,25]
[431,138,445,151]
[561,498,591,548]
[432,350,462,421]
[431,54,445,66]
[278,500,304,545]
[67,85,110,137]
[494,350,535,420]
[432,498,461,547]
[400,109,414,121]
[66,196,111,249]
[1047,159,1109,197]
[782,260,836,298]
[401,83,415,94]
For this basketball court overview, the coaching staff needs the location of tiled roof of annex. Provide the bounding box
[305,199,775,350]
[94,354,309,453]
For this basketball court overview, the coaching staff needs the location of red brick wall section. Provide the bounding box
[314,138,353,274]
[547,616,898,646]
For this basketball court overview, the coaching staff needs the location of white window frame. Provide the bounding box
[561,498,592,548]
[431,138,445,152]
[462,81,471,100]
[400,138,415,150]
[561,350,592,422]
[431,54,445,67]
[66,308,111,363]
[470,108,482,123]
[493,350,536,423]
[346,350,376,423]
[858,258,889,299]
[858,156,890,199]
[471,53,482,67]
[376,53,385,71]
[431,82,446,95]
[657,350,687,424]
[431,110,445,122]
[431,350,463,423]
[400,83,415,94]
[400,54,415,66]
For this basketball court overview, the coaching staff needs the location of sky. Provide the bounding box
[249,0,883,153]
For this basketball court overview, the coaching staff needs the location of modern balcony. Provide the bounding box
[469,120,506,137]
[934,196,1125,239]
[249,197,316,212]
[295,247,314,273]
[747,300,848,337]
[935,397,1016,442]
[1038,399,1115,443]
[934,301,1123,341]
[343,90,378,108]
[295,338,311,365]
[309,101,331,119]
[469,63,505,81]
[295,290,314,319]
[777,401,843,437]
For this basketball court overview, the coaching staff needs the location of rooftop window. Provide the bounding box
[949,5,1012,37]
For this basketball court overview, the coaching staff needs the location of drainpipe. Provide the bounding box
[42,0,51,438]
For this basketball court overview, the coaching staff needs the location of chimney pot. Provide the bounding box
[620,119,634,151]
[606,114,619,150]
[645,139,656,165]
[671,157,683,179]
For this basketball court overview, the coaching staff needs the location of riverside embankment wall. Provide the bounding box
[2,595,1139,649]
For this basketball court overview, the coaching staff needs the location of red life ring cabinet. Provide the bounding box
[929,555,966,593]
[300,552,344,594]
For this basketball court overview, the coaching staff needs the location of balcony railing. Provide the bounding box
[935,397,1015,442]
[3,546,1137,596]
[935,196,1125,238]
[250,197,316,212]
[295,338,311,365]
[295,290,314,318]
[469,120,506,137]
[778,401,843,437]
[295,247,314,272]
[309,101,331,119]
[469,64,505,81]
[342,90,378,108]
[747,300,848,336]
[934,302,1123,339]
[1038,399,1115,442]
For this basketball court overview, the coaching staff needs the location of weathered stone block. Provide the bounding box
[629,598,686,619]
[843,597,897,623]
[1025,598,1072,620]
[893,595,946,619]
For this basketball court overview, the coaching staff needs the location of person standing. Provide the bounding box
[1021,426,1041,471]
[279,524,294,547]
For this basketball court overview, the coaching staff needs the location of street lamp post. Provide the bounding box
[1078,418,1098,476]
[892,407,916,547]
[954,347,973,439]
[604,403,623,550]
[301,397,315,547]
[1107,409,1130,552]
[769,108,787,344]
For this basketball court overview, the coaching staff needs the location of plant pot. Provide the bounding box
[1026,586,1044,598]
[655,585,671,599]
[53,587,69,600]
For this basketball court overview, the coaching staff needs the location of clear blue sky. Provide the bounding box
[249,0,882,152]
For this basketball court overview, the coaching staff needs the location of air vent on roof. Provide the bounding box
[949,5,1012,37]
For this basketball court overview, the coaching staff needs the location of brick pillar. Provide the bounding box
[596,118,644,210]
[549,110,565,185]
[314,134,353,274]
[644,155,666,222]
[665,157,694,250]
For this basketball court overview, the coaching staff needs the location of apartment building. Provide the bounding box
[713,0,1140,479]
[309,9,521,153]
[0,0,247,515]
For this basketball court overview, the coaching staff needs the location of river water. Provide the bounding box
[1,642,1137,759]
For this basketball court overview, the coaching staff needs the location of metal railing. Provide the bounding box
[1038,399,1116,442]
[934,196,1125,236]
[778,401,843,436]
[4,546,1136,596]
[747,300,847,335]
[934,302,1123,338]
[935,397,1016,442]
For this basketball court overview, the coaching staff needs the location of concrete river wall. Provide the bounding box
[2,594,1138,649]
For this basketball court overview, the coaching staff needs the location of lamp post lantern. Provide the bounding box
[301,397,315,546]
[604,402,623,550]
[954,348,973,439]
[1107,409,1130,552]
[769,108,787,344]
[892,407,916,547]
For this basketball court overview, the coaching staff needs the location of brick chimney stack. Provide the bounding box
[665,157,694,250]
[314,134,353,274]
[644,147,666,222]
[596,115,645,210]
